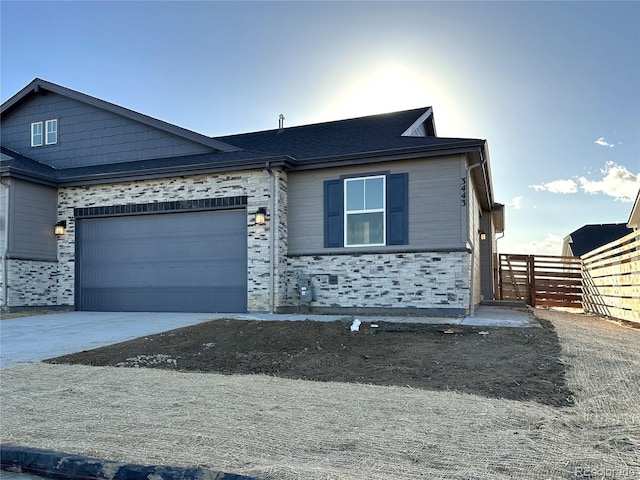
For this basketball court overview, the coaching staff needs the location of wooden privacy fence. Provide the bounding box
[498,254,583,309]
[581,230,640,323]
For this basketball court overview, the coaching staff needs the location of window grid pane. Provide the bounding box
[364,177,384,209]
[347,212,384,245]
[346,179,364,211]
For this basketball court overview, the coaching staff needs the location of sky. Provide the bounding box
[1,1,639,255]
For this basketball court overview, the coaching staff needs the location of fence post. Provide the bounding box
[528,255,536,307]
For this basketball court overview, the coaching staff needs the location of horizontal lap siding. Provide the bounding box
[287,157,465,254]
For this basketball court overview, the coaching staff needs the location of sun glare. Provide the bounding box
[320,61,466,136]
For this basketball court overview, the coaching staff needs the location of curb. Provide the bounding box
[0,445,258,480]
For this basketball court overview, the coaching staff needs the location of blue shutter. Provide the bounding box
[324,179,344,248]
[386,173,408,245]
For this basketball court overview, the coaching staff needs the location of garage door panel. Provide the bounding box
[80,286,243,312]
[77,210,247,312]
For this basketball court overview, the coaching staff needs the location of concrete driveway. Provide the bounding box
[0,312,220,368]
[0,306,538,367]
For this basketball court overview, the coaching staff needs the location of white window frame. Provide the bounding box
[45,119,58,145]
[344,175,386,247]
[31,122,43,147]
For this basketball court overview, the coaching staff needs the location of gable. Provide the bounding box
[1,92,219,169]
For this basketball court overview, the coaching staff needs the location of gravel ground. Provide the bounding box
[1,309,639,480]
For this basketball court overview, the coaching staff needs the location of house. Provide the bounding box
[628,189,640,231]
[561,223,633,257]
[0,78,504,315]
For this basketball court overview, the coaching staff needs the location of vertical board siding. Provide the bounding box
[0,92,212,168]
[582,230,640,323]
[8,178,57,260]
[288,157,465,254]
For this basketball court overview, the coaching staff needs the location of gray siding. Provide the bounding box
[287,156,466,254]
[480,212,496,301]
[0,92,212,168]
[6,178,57,261]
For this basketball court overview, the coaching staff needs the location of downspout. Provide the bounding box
[466,154,487,317]
[1,179,9,308]
[265,162,275,314]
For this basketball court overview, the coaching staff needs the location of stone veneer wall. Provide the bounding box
[273,170,289,309]
[55,169,283,311]
[1,259,66,308]
[283,251,471,315]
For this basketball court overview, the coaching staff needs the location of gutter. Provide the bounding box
[466,156,487,317]
[1,179,9,308]
[265,162,275,314]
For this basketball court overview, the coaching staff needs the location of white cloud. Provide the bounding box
[529,162,639,202]
[530,179,578,194]
[500,234,564,256]
[507,195,524,210]
[578,161,639,202]
[594,136,615,148]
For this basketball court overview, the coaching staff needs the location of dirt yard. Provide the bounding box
[2,309,639,479]
[48,317,571,406]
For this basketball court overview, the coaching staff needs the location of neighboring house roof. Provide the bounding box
[628,189,640,230]
[0,78,240,153]
[562,223,633,257]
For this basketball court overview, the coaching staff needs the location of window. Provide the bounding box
[30,119,57,147]
[324,172,408,248]
[45,119,58,145]
[345,176,385,246]
[31,122,43,146]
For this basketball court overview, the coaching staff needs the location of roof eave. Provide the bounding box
[56,155,295,187]
[0,166,58,187]
[290,141,486,171]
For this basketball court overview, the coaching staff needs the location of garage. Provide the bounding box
[75,209,247,312]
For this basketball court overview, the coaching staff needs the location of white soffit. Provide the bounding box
[401,107,433,137]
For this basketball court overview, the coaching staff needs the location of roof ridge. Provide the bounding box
[215,106,433,139]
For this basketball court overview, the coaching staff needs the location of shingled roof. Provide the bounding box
[564,223,633,257]
[216,108,485,163]
[2,80,491,193]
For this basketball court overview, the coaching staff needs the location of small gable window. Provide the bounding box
[45,119,58,145]
[31,119,58,147]
[31,122,43,147]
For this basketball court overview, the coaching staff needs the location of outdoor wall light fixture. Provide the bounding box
[479,230,487,241]
[54,220,67,236]
[255,207,267,225]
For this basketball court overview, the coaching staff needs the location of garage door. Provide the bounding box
[76,210,247,312]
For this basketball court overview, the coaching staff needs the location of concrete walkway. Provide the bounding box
[0,306,538,367]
